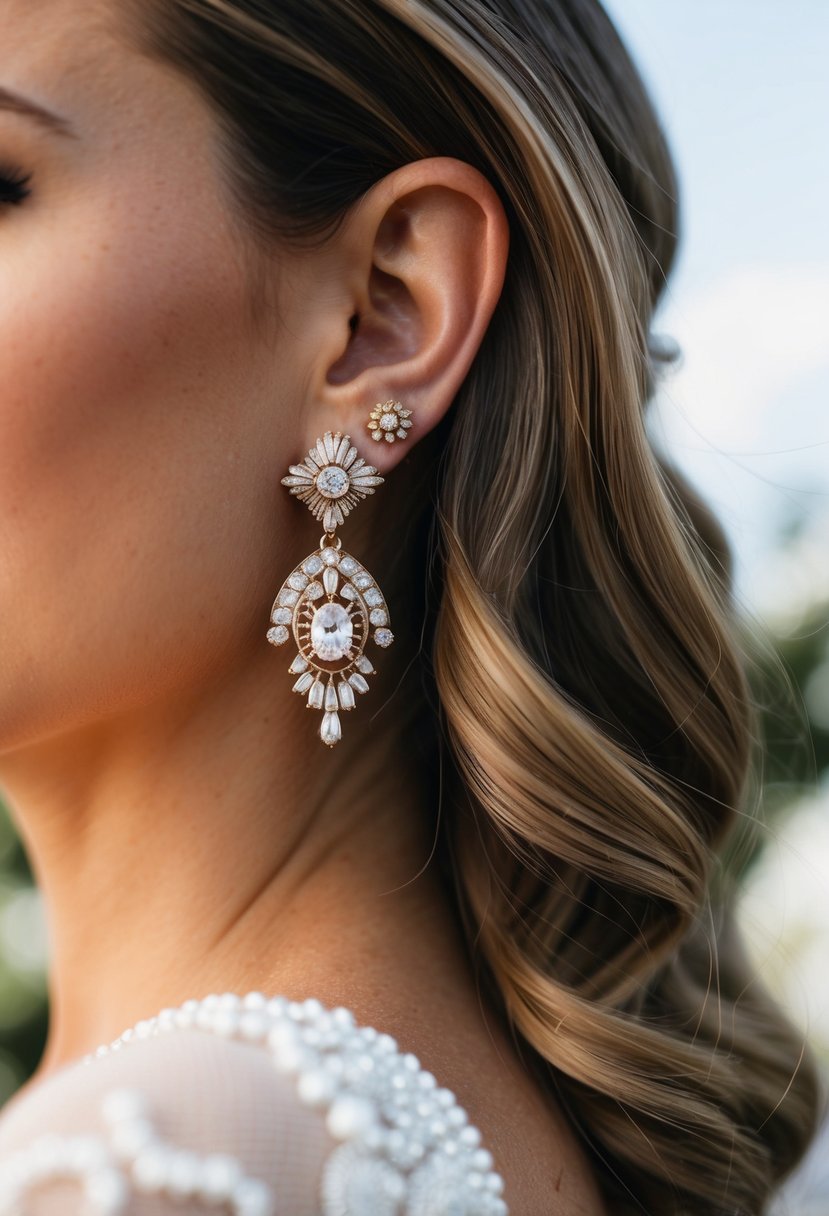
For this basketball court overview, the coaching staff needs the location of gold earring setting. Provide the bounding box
[267,429,395,747]
[367,399,412,443]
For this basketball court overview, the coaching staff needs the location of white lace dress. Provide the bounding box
[0,991,509,1215]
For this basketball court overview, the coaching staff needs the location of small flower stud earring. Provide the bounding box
[367,399,413,443]
[267,430,394,748]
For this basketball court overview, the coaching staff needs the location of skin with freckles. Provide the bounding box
[0,2,609,1211]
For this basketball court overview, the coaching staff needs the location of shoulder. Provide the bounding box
[0,991,509,1216]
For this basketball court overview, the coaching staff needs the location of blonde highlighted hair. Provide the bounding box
[125,0,824,1210]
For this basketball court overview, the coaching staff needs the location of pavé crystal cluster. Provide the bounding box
[366,399,413,444]
[271,430,395,747]
[280,432,383,533]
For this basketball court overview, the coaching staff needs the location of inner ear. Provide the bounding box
[327,263,422,386]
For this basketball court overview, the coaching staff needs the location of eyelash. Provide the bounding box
[0,162,33,206]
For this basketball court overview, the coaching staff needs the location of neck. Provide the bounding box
[0,643,461,1083]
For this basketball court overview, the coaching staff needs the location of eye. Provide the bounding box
[0,162,33,206]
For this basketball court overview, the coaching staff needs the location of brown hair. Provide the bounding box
[123,1,824,1210]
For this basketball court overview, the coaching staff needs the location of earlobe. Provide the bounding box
[314,157,509,468]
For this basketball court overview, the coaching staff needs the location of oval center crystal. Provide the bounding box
[316,465,350,498]
[310,601,352,661]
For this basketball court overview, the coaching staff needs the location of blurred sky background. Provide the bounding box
[602,0,828,623]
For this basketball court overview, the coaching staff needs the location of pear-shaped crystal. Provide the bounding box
[320,711,342,747]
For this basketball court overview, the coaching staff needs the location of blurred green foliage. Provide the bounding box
[726,595,829,882]
[0,804,48,1106]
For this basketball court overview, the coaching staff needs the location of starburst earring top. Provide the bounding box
[367,399,413,443]
[267,430,394,748]
[280,432,384,533]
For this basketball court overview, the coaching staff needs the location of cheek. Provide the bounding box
[0,187,283,746]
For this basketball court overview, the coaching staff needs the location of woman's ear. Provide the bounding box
[302,156,510,471]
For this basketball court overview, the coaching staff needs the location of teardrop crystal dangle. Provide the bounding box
[267,430,394,747]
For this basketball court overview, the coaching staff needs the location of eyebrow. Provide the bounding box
[0,86,78,139]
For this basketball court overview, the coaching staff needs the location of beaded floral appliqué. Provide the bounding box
[0,991,509,1215]
[0,1084,273,1215]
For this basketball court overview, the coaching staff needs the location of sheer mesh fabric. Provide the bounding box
[0,1027,336,1214]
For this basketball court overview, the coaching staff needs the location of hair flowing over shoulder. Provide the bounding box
[124,1,824,1210]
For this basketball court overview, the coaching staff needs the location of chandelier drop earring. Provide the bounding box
[266,419,406,747]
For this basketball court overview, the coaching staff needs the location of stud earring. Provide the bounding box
[267,431,394,748]
[367,399,413,443]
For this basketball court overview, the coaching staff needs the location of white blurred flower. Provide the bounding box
[738,776,829,1056]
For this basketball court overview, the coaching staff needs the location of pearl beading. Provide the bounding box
[0,992,508,1216]
[0,1129,130,1216]
[0,1084,274,1216]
